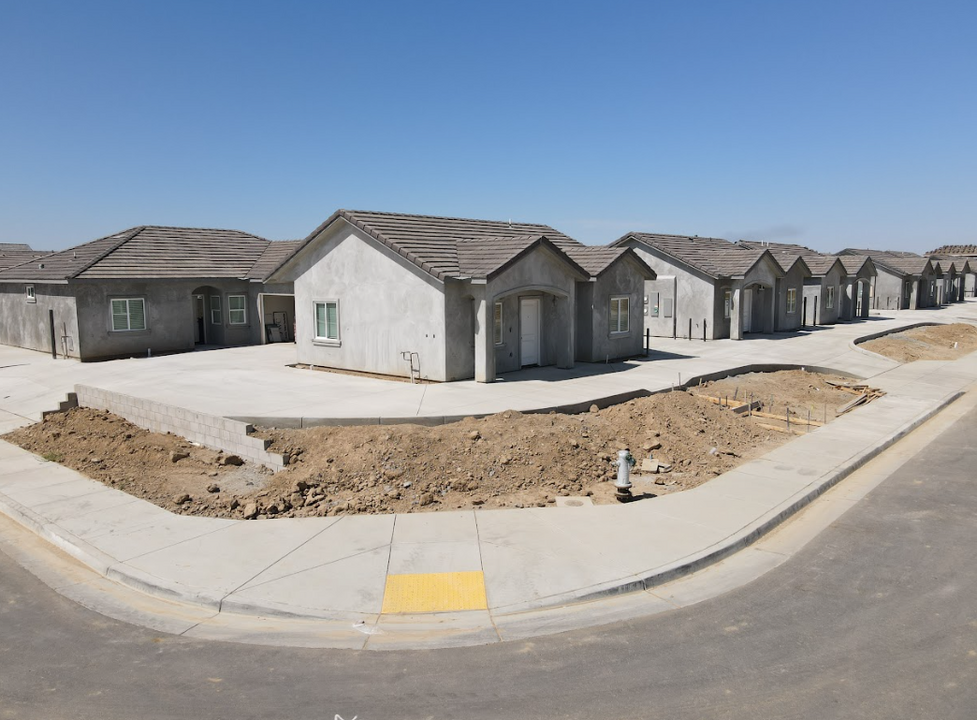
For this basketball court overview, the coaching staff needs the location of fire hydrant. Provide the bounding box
[614,449,635,502]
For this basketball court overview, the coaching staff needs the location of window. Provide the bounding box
[228,295,247,325]
[826,286,834,309]
[610,296,630,333]
[111,298,146,331]
[649,292,660,317]
[724,290,731,319]
[210,295,222,324]
[26,285,35,303]
[904,281,912,300]
[493,302,503,345]
[786,288,797,314]
[314,301,340,341]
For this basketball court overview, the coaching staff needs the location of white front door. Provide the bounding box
[519,297,540,366]
[742,288,753,333]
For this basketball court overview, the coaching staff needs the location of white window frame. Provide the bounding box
[610,296,630,334]
[227,295,247,325]
[26,285,36,303]
[210,295,222,325]
[826,285,834,309]
[314,300,340,344]
[786,288,797,314]
[110,297,146,332]
[493,302,504,345]
[723,289,731,319]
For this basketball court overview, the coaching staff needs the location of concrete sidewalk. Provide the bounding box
[2,346,975,649]
[1,303,975,432]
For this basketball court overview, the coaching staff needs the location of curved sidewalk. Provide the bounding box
[1,346,975,649]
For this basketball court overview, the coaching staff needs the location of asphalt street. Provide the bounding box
[1,406,975,720]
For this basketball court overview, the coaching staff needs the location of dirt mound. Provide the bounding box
[3,370,859,521]
[859,323,977,363]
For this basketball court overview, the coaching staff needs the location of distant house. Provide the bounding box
[929,245,977,298]
[737,242,852,325]
[611,232,816,340]
[839,249,938,311]
[836,255,876,320]
[267,210,655,382]
[0,227,299,360]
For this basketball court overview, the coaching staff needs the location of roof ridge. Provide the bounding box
[341,208,550,229]
[136,224,270,240]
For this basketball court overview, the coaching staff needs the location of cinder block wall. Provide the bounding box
[73,385,287,471]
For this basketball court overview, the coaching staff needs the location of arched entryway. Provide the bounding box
[191,286,224,346]
[742,282,774,334]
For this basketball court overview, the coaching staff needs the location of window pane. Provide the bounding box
[610,299,619,331]
[111,300,129,330]
[493,302,503,344]
[315,303,326,338]
[620,298,629,331]
[128,299,146,330]
[326,302,338,339]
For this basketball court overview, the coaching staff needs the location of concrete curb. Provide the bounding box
[0,389,962,626]
[558,389,964,609]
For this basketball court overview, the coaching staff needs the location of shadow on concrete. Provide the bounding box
[494,353,696,384]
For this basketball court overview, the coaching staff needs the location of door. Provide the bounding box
[519,297,540,366]
[193,295,205,343]
[742,288,753,333]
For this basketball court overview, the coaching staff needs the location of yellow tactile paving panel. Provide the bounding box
[381,571,488,613]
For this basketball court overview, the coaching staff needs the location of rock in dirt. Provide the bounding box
[173,493,191,505]
[221,454,244,467]
[242,502,258,519]
[170,451,190,463]
[206,483,220,493]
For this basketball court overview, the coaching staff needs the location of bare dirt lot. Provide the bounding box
[859,323,977,363]
[4,370,862,520]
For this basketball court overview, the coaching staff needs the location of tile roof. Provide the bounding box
[0,226,291,282]
[561,245,639,276]
[0,249,53,272]
[736,240,844,276]
[276,209,593,282]
[837,248,932,277]
[614,232,770,279]
[837,254,874,276]
[0,243,34,251]
[247,240,304,281]
[928,244,977,256]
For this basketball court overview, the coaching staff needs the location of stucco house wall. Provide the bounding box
[0,282,79,357]
[625,244,720,339]
[873,267,909,310]
[577,257,646,362]
[775,262,806,331]
[291,222,448,381]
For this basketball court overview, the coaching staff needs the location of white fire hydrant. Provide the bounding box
[614,449,634,502]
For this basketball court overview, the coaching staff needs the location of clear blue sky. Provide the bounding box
[2,0,975,253]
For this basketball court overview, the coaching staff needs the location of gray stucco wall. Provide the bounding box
[0,283,79,357]
[444,281,475,381]
[71,279,258,361]
[873,268,909,310]
[626,243,721,339]
[578,258,646,361]
[291,222,448,381]
[774,262,805,332]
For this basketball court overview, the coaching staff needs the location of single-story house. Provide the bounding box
[611,232,816,340]
[929,245,977,298]
[266,210,655,382]
[738,242,848,326]
[0,226,300,360]
[836,255,876,320]
[839,249,937,310]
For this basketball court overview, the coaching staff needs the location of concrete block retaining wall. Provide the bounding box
[73,385,287,471]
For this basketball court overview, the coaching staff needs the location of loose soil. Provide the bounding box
[3,370,859,521]
[859,323,977,363]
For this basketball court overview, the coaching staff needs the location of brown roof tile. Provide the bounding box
[615,232,770,278]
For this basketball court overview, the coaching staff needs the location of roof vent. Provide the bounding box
[38,262,45,269]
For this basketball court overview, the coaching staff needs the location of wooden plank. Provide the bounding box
[750,410,824,427]
[754,422,807,436]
